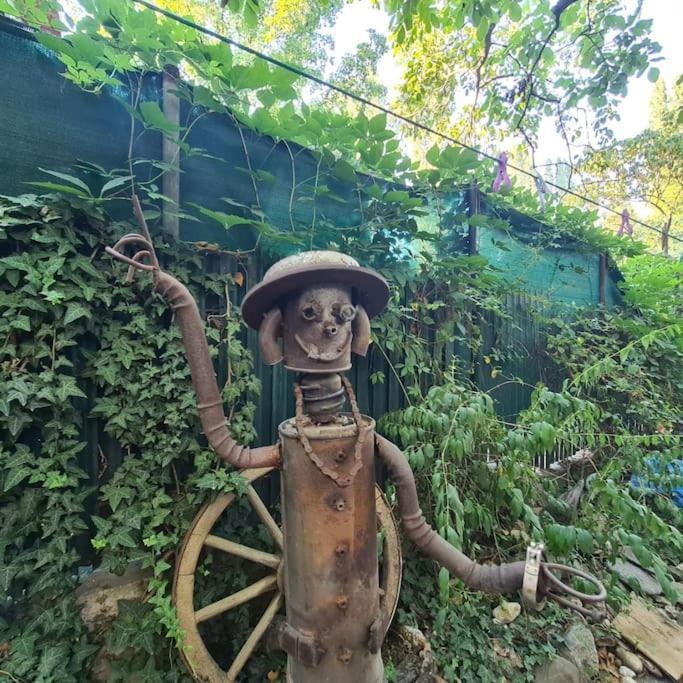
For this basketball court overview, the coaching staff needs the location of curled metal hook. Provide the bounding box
[105,195,161,282]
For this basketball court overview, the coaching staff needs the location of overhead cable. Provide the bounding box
[130,0,681,244]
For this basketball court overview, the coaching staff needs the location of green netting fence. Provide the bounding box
[0,16,622,464]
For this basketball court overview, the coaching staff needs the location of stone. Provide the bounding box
[560,622,599,680]
[615,646,643,674]
[395,625,438,683]
[492,639,523,669]
[618,665,636,678]
[610,559,662,596]
[534,656,581,683]
[492,600,521,625]
[642,659,663,677]
[671,562,683,581]
[76,564,151,635]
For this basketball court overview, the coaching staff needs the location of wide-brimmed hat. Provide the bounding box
[241,251,390,330]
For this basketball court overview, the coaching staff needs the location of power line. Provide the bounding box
[131,0,681,245]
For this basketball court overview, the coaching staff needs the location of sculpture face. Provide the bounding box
[283,285,355,373]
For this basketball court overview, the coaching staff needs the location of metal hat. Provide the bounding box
[241,251,390,330]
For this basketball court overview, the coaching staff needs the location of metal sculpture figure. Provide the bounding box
[106,197,606,683]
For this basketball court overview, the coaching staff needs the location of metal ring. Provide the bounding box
[545,592,604,622]
[541,562,607,603]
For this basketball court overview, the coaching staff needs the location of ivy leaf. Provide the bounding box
[64,303,90,325]
[7,412,31,437]
[11,315,32,331]
[0,255,32,272]
[37,644,70,679]
[4,466,32,492]
[110,528,138,548]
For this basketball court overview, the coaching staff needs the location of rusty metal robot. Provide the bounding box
[106,204,605,682]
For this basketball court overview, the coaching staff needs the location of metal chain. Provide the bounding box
[293,376,367,488]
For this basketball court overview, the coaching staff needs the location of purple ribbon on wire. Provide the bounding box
[617,209,633,237]
[492,152,512,192]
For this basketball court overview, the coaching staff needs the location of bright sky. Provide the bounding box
[330,0,682,166]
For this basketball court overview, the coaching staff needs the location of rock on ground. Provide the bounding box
[534,656,581,683]
[609,559,662,596]
[394,625,440,683]
[492,600,521,625]
[560,622,599,681]
[615,645,643,674]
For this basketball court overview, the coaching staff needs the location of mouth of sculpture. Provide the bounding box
[295,330,351,362]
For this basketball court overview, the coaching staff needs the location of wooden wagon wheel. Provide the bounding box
[172,466,402,683]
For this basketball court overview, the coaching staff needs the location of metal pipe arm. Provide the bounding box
[152,269,280,469]
[105,202,279,472]
[375,434,525,594]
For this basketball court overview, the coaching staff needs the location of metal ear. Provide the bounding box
[259,307,283,365]
[351,305,371,357]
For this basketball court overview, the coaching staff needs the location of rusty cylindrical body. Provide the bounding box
[279,415,383,683]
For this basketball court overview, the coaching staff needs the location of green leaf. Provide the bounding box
[64,303,90,325]
[331,159,356,183]
[11,315,32,332]
[368,112,387,133]
[37,168,92,195]
[4,466,32,491]
[26,182,89,197]
[193,206,256,230]
[139,100,180,135]
[647,67,660,83]
[426,144,441,166]
[100,175,133,196]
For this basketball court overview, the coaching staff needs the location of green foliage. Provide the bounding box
[0,193,259,679]
[0,1,680,679]
[397,550,566,682]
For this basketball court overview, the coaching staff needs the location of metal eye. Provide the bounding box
[337,304,357,322]
[300,302,320,321]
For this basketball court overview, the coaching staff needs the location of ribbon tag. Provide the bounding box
[492,152,511,192]
[534,173,548,212]
[617,208,633,237]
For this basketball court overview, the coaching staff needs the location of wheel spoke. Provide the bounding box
[226,591,283,682]
[195,574,277,624]
[246,485,284,549]
[204,534,281,569]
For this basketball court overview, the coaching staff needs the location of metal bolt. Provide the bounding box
[336,596,348,610]
[337,648,352,664]
[334,498,345,511]
[335,543,348,557]
[334,449,346,462]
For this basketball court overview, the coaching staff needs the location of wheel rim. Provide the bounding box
[173,467,402,682]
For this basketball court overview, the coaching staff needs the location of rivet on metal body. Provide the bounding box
[337,648,353,664]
